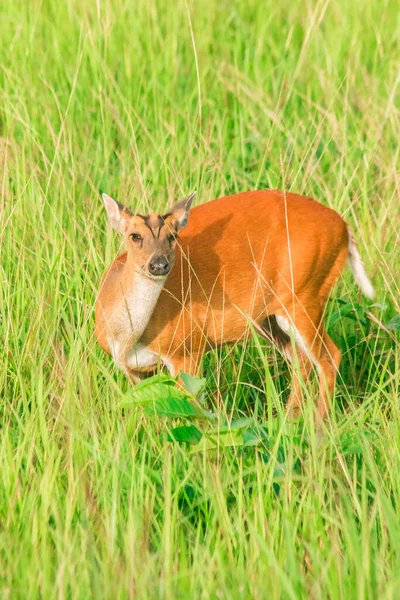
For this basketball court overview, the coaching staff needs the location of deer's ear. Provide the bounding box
[102,193,131,234]
[170,191,196,230]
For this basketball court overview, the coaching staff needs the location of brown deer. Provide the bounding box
[95,189,374,419]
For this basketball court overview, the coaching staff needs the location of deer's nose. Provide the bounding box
[148,257,170,276]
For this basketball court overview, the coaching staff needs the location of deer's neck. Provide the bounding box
[108,266,165,367]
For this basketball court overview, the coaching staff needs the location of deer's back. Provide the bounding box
[140,189,348,347]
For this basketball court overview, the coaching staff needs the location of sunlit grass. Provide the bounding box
[0,0,399,597]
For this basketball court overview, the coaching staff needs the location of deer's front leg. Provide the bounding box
[164,350,204,382]
[124,368,147,385]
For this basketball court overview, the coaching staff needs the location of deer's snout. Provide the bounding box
[148,256,170,277]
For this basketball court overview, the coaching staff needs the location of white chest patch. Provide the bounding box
[104,271,179,377]
[117,272,165,340]
[106,271,166,370]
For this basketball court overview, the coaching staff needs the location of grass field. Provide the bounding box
[1,0,400,597]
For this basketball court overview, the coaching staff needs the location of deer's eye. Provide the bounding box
[130,233,143,243]
[167,233,178,244]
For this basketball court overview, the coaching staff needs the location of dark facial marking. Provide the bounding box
[138,214,167,239]
[167,232,178,245]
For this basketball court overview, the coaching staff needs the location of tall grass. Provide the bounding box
[0,0,399,597]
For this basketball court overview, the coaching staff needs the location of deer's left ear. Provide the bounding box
[170,191,196,230]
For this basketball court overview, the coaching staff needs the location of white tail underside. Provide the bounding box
[347,227,375,300]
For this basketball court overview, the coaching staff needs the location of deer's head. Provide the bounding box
[102,192,195,279]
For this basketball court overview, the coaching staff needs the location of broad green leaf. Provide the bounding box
[342,443,363,455]
[243,426,269,447]
[167,425,203,444]
[208,417,255,434]
[132,373,177,390]
[331,299,370,326]
[329,302,365,327]
[179,371,207,397]
[190,430,243,454]
[230,417,256,430]
[385,315,400,331]
[144,397,214,419]
[122,379,186,408]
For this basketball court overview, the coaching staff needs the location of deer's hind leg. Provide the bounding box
[272,301,341,420]
[316,330,341,419]
[282,344,314,418]
[261,315,314,418]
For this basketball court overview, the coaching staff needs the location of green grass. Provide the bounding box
[1,0,399,597]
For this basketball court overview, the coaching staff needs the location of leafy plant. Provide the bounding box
[385,314,400,332]
[122,371,275,454]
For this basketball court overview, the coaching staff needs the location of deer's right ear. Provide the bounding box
[102,193,129,234]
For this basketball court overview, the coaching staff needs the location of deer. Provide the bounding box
[95,189,374,420]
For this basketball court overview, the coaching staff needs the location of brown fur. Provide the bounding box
[96,189,358,419]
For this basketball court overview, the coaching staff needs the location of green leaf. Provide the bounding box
[243,426,269,447]
[329,302,367,327]
[167,425,203,444]
[370,303,387,310]
[385,315,400,331]
[190,430,244,454]
[144,397,215,419]
[134,373,177,390]
[342,443,363,455]
[208,417,255,435]
[122,380,186,407]
[230,417,256,430]
[179,371,207,397]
